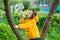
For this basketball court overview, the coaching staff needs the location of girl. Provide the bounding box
[15,10,41,40]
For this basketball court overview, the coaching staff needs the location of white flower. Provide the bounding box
[15,4,24,11]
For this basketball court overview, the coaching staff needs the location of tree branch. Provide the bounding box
[41,0,59,40]
[3,0,24,40]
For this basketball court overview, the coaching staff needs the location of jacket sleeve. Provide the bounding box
[18,21,34,29]
[20,18,25,23]
[33,16,39,22]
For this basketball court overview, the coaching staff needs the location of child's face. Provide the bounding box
[28,10,33,18]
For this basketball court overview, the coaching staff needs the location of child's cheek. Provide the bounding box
[29,15,31,17]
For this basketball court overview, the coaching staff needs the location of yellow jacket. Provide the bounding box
[18,16,40,39]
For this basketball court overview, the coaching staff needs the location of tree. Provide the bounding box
[0,0,4,10]
[3,0,24,40]
[10,0,24,5]
[41,0,59,40]
[23,1,30,10]
[47,0,53,8]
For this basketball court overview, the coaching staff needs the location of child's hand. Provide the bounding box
[19,11,25,18]
[13,25,18,29]
[19,13,25,18]
[21,13,24,18]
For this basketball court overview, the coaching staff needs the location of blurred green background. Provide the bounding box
[0,0,60,40]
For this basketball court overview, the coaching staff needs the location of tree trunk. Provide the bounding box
[3,0,24,40]
[41,0,59,40]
